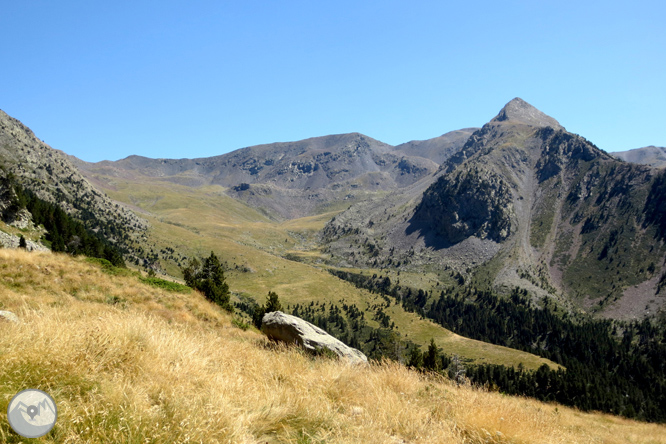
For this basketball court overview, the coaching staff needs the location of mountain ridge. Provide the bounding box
[321,100,666,319]
[613,145,666,169]
[74,131,464,219]
[0,109,147,260]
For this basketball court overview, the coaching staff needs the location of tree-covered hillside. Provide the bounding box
[1,171,125,266]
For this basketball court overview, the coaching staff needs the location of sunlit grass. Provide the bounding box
[1,249,665,443]
[78,174,566,369]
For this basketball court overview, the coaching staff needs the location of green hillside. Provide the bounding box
[75,172,558,370]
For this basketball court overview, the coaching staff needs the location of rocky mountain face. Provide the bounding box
[0,174,48,251]
[0,109,147,255]
[322,98,666,319]
[75,132,458,219]
[613,146,666,169]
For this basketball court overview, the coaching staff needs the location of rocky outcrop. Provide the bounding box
[409,168,513,246]
[0,230,49,251]
[7,208,33,229]
[261,311,368,364]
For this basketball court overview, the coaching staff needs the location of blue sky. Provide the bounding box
[1,1,664,162]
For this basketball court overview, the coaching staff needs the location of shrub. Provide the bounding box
[139,276,191,293]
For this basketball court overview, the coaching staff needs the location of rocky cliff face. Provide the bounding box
[410,168,513,246]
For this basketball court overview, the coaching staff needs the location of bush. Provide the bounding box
[139,276,191,293]
[86,257,135,277]
[231,317,250,331]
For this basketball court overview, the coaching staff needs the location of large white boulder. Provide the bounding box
[261,311,368,365]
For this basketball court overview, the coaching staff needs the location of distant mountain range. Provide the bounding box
[2,100,665,320]
[72,130,475,220]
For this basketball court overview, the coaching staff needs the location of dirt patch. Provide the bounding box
[601,275,665,320]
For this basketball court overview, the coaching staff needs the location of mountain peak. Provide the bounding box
[492,98,563,130]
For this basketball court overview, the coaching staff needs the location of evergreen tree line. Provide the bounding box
[426,287,666,422]
[4,175,125,266]
[329,269,666,422]
[327,269,430,313]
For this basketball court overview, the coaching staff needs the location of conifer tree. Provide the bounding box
[252,291,282,329]
[182,251,232,312]
[265,291,282,313]
[423,338,441,372]
[407,345,423,369]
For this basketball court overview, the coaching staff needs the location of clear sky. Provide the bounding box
[1,1,664,162]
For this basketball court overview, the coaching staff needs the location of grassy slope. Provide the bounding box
[94,176,559,370]
[1,249,664,443]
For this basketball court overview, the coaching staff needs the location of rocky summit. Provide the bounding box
[491,97,564,130]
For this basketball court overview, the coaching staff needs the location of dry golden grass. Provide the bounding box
[1,249,665,443]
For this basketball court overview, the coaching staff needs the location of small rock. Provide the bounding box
[0,310,19,323]
[349,406,364,417]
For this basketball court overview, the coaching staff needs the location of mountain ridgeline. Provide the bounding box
[322,98,666,319]
[74,132,460,219]
[614,146,666,169]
